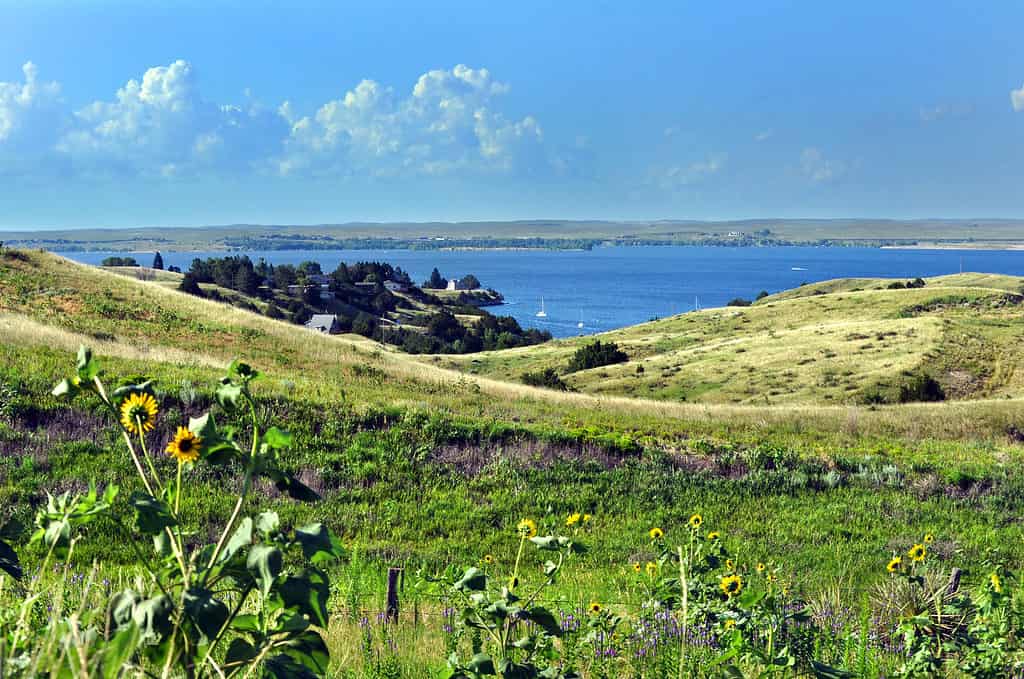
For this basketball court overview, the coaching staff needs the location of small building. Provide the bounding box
[446,279,468,291]
[383,280,408,293]
[307,274,332,286]
[286,284,310,296]
[305,314,340,334]
[354,281,378,291]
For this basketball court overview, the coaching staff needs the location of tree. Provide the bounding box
[234,266,259,295]
[179,272,203,296]
[101,256,138,267]
[152,251,164,270]
[459,274,481,290]
[566,340,628,373]
[424,267,448,289]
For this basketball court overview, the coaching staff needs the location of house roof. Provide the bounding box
[305,314,338,329]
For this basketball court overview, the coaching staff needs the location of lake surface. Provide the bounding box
[62,246,1024,338]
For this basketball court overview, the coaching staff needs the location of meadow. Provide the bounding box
[2,248,1024,676]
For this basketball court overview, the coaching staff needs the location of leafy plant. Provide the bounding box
[0,346,344,677]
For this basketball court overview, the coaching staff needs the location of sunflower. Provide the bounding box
[991,572,1003,593]
[707,531,720,541]
[583,514,592,523]
[688,514,703,530]
[907,544,926,562]
[566,512,582,527]
[120,393,158,434]
[587,602,602,615]
[756,563,766,574]
[720,574,743,598]
[645,561,658,578]
[725,559,735,572]
[765,573,777,584]
[648,527,664,540]
[166,426,201,463]
[723,619,736,630]
[483,554,495,565]
[924,533,934,544]
[887,556,902,573]
[632,562,642,573]
[516,518,537,539]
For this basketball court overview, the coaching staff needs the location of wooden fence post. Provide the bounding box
[386,567,402,623]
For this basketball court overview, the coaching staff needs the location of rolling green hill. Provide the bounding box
[5,248,1024,675]
[439,273,1024,405]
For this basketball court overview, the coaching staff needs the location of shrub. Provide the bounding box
[100,256,138,267]
[521,368,569,391]
[726,297,752,307]
[565,340,628,373]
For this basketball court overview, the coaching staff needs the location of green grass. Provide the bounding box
[442,273,1024,405]
[4,249,1024,675]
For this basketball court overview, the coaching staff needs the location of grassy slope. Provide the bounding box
[441,273,1024,404]
[4,249,1024,602]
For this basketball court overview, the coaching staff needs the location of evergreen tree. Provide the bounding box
[179,272,203,296]
[152,251,164,270]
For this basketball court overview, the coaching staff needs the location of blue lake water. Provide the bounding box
[61,247,1024,338]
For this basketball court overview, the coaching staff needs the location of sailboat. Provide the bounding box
[577,310,584,329]
[535,298,547,318]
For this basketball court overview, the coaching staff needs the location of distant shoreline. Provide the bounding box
[881,243,1024,251]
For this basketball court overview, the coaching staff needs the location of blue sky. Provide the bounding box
[1,0,1022,228]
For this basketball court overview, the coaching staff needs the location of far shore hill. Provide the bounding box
[3,218,1024,252]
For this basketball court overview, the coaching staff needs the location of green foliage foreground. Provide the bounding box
[1,349,345,677]
[4,348,1024,677]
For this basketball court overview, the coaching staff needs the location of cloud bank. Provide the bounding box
[0,61,547,181]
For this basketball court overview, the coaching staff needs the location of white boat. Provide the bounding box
[536,297,547,318]
[791,266,807,271]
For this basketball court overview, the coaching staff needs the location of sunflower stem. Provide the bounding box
[136,416,164,493]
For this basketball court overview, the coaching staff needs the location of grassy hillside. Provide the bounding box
[442,273,1024,405]
[5,249,1024,675]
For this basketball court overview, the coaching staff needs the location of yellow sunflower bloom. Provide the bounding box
[907,544,926,562]
[588,602,602,615]
[516,518,537,539]
[723,619,736,630]
[583,514,591,523]
[483,554,495,565]
[720,574,743,598]
[632,562,642,573]
[706,531,720,541]
[120,392,158,434]
[756,562,766,573]
[725,559,735,571]
[924,533,934,544]
[990,572,1003,593]
[566,512,582,527]
[165,426,201,463]
[645,561,658,577]
[688,513,703,530]
[648,527,664,540]
[887,556,902,573]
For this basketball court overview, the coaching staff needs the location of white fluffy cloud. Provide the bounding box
[1011,84,1024,112]
[57,60,287,177]
[800,147,845,183]
[0,60,545,181]
[279,64,543,176]
[0,62,66,175]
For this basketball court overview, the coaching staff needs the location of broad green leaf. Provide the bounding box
[231,614,260,632]
[255,511,280,537]
[76,345,100,380]
[107,590,141,633]
[219,517,253,563]
[522,606,562,637]
[294,523,344,564]
[51,378,81,399]
[263,427,293,450]
[453,567,487,592]
[529,536,560,551]
[130,493,177,535]
[277,630,329,675]
[131,595,173,644]
[467,653,496,675]
[225,638,259,667]
[273,567,330,627]
[216,380,244,411]
[101,625,140,679]
[247,544,283,597]
[183,588,230,643]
